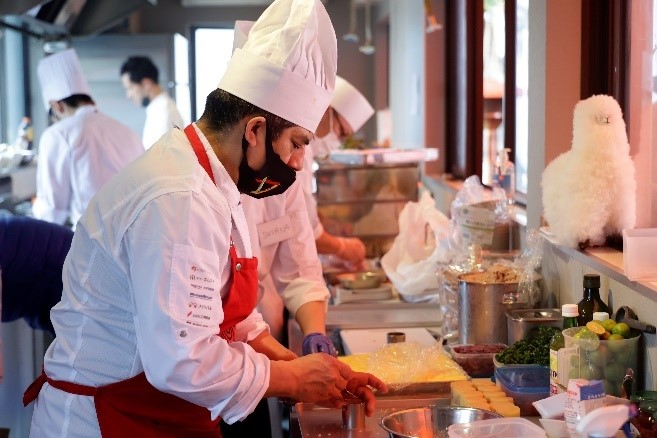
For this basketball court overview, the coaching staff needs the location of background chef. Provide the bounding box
[25,1,386,436]
[32,48,144,229]
[300,76,376,266]
[119,55,185,149]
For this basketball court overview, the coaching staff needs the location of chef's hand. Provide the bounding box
[335,236,366,265]
[268,354,387,414]
[302,332,337,357]
[343,369,389,416]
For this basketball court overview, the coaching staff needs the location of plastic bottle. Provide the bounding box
[593,311,609,322]
[577,274,611,326]
[492,148,515,204]
[550,304,579,395]
[15,116,33,150]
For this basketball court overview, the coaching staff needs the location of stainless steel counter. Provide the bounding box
[292,394,451,438]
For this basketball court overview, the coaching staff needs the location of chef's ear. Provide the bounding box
[243,116,267,149]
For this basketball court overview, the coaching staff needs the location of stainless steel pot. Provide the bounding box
[379,406,501,438]
[457,275,540,345]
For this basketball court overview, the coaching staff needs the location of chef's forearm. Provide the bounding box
[295,300,328,335]
[248,330,297,361]
[315,230,341,256]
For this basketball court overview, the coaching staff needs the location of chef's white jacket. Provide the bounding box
[298,146,325,239]
[241,179,329,338]
[32,106,144,228]
[143,92,184,150]
[30,126,270,437]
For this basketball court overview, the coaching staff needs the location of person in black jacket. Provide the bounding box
[0,215,73,334]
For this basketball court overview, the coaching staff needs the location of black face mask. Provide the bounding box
[141,96,150,107]
[237,127,296,198]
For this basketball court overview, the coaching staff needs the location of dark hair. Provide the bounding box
[60,94,95,108]
[120,56,159,84]
[200,89,295,141]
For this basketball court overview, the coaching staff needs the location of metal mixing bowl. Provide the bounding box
[379,406,502,438]
[337,271,385,289]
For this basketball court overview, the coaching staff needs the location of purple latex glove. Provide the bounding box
[302,332,337,357]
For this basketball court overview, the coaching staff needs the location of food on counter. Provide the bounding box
[458,264,521,284]
[495,325,558,366]
[490,402,521,417]
[338,341,467,386]
[450,383,521,415]
[449,343,507,377]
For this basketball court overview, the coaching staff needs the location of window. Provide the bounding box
[190,27,234,120]
[444,0,525,201]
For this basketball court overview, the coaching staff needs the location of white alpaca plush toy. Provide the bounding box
[542,94,636,249]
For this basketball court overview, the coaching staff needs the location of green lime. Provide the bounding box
[586,346,611,367]
[604,362,626,384]
[602,319,617,333]
[578,362,603,380]
[576,329,601,352]
[612,322,631,339]
[606,334,626,354]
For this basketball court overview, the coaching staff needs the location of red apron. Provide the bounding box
[24,124,259,437]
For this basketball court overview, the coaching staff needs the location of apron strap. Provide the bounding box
[184,124,216,184]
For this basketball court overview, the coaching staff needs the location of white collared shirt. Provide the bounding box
[32,105,144,228]
[30,125,270,437]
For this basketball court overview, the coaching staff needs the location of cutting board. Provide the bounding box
[340,327,437,355]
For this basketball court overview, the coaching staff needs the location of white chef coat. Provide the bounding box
[241,178,329,337]
[298,146,325,239]
[143,92,184,150]
[32,106,144,228]
[30,126,270,437]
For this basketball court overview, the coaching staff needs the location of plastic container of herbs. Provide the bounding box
[493,325,559,369]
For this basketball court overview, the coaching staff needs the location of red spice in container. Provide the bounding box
[449,343,508,378]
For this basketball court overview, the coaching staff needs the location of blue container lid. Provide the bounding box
[494,366,550,394]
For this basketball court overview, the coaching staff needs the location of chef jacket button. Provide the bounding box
[180,330,187,338]
[235,263,242,272]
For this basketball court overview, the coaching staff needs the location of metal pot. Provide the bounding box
[379,406,501,438]
[457,275,540,345]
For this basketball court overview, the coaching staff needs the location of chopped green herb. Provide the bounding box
[495,325,559,366]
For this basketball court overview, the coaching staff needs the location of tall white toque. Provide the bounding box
[232,20,253,54]
[331,76,375,132]
[219,0,337,133]
[37,48,91,111]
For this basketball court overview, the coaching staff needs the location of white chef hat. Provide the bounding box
[220,0,337,133]
[37,48,91,111]
[331,76,374,132]
[232,20,253,54]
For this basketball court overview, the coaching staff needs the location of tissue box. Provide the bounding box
[623,228,657,281]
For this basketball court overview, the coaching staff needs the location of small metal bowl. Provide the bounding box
[379,406,501,438]
[337,271,385,290]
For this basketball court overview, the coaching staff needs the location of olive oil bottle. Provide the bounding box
[577,274,611,326]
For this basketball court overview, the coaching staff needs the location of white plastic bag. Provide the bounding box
[381,192,451,301]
